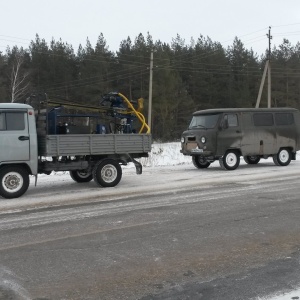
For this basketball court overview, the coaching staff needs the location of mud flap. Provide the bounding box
[127,154,143,174]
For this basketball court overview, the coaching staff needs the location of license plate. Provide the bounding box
[191,148,203,153]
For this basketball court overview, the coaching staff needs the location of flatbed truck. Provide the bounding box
[0,93,152,199]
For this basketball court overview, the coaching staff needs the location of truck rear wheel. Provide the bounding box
[69,170,93,183]
[192,155,211,169]
[0,166,30,199]
[273,148,291,166]
[93,159,122,187]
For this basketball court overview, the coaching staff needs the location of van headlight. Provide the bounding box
[201,136,206,144]
[181,137,185,143]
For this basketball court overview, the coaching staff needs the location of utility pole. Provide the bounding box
[148,49,153,132]
[267,26,272,108]
[255,26,272,108]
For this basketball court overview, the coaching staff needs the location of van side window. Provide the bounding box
[275,113,294,125]
[224,114,238,127]
[253,113,274,126]
[0,112,25,131]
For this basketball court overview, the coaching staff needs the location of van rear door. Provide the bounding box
[0,110,30,162]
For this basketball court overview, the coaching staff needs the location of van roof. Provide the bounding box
[0,103,33,109]
[193,107,299,116]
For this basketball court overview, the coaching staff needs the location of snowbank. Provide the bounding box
[138,142,191,167]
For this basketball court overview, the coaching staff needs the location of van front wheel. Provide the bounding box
[273,149,291,166]
[220,151,240,170]
[192,156,211,169]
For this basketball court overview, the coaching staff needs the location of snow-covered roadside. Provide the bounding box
[138,142,191,167]
[260,289,300,300]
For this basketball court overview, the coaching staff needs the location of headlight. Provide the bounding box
[181,137,185,143]
[201,136,206,143]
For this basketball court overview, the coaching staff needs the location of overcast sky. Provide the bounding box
[1,0,300,56]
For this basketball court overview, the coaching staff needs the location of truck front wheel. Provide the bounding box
[69,170,93,183]
[93,159,122,187]
[0,166,30,199]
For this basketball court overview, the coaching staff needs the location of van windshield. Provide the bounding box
[189,114,221,129]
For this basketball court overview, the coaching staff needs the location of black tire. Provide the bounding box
[0,166,30,199]
[219,150,240,170]
[192,156,211,169]
[244,155,261,164]
[93,159,122,187]
[69,170,93,183]
[273,148,291,166]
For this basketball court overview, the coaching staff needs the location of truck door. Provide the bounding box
[0,110,30,162]
[217,113,242,155]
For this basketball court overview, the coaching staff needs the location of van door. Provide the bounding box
[216,113,242,155]
[0,110,30,162]
[240,112,256,155]
[252,112,276,155]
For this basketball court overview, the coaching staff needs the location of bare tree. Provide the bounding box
[10,52,30,102]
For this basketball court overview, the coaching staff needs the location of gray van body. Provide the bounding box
[181,107,300,170]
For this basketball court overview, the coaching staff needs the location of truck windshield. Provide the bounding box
[189,114,220,129]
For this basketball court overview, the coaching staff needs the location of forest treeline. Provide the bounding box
[0,32,300,141]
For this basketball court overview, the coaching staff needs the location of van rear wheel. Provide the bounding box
[220,151,240,170]
[273,148,291,166]
[192,156,211,169]
[244,156,260,164]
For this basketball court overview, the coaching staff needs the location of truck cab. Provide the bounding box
[0,103,38,198]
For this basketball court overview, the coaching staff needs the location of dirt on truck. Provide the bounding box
[0,92,152,199]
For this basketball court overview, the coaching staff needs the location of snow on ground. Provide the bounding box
[139,142,191,167]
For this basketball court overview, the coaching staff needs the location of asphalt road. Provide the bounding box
[1,162,300,300]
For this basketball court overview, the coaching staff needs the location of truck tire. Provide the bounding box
[273,148,291,166]
[0,166,30,199]
[244,155,260,164]
[93,159,122,187]
[219,150,240,170]
[192,155,210,169]
[69,170,93,183]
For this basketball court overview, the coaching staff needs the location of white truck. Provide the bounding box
[0,93,152,199]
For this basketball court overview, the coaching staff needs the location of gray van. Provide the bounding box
[180,108,300,170]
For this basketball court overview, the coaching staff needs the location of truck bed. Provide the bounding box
[38,134,152,157]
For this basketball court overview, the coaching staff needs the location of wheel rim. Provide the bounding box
[2,172,23,193]
[225,153,237,167]
[101,164,118,183]
[279,150,289,163]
